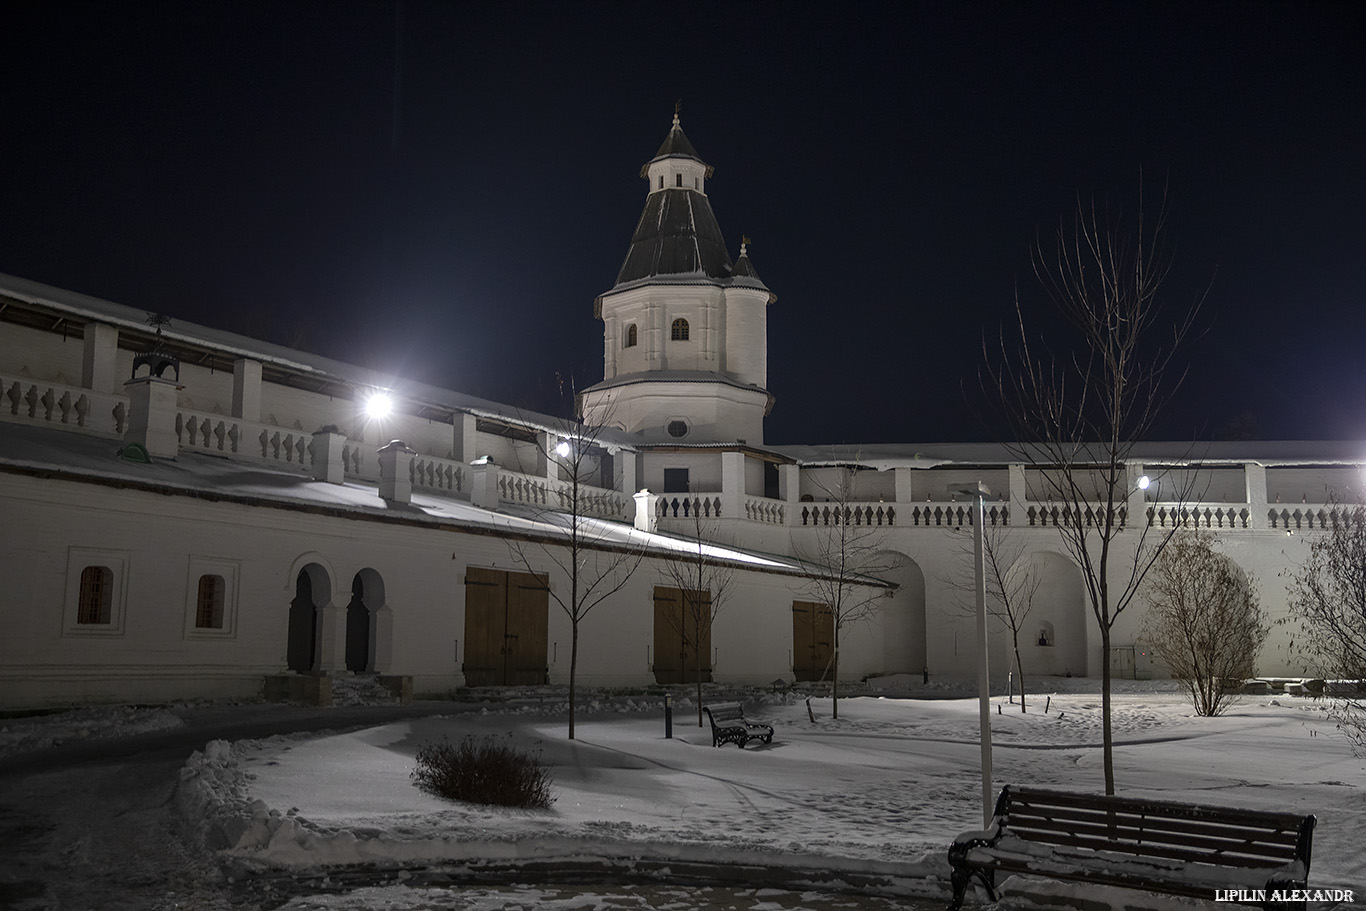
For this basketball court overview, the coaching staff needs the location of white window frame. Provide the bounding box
[184,557,241,639]
[63,547,129,637]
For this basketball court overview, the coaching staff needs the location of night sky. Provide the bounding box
[2,2,1362,445]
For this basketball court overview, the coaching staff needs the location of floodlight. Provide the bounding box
[555,440,572,458]
[365,392,392,419]
[1138,475,1151,491]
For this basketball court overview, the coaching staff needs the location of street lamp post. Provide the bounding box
[954,481,993,826]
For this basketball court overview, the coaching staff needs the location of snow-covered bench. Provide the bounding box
[702,703,773,748]
[948,785,1315,910]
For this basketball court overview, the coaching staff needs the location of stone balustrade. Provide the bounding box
[657,492,724,520]
[2,373,127,437]
[744,496,785,525]
[410,454,463,495]
[1267,504,1354,530]
[1147,504,1251,529]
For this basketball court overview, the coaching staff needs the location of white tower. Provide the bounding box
[580,113,776,445]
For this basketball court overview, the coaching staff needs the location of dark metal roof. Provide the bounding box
[730,250,762,282]
[614,189,734,285]
[653,123,702,162]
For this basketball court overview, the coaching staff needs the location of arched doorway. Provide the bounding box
[1018,551,1087,676]
[288,563,332,672]
[880,552,927,675]
[345,568,387,673]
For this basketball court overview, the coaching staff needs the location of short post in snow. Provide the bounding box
[665,694,673,739]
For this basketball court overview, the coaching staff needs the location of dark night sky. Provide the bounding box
[2,1,1362,445]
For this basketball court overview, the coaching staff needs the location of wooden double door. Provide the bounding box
[792,600,834,682]
[652,586,712,685]
[463,567,549,686]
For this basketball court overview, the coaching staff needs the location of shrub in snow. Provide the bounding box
[410,735,555,809]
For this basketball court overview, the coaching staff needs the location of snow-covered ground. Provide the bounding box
[0,704,182,760]
[172,683,1365,909]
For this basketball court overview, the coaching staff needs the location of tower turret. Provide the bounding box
[581,114,775,446]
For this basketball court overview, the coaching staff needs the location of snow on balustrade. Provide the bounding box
[656,492,723,520]
[801,502,897,527]
[2,373,127,436]
[1147,504,1251,529]
[409,454,463,494]
[744,496,785,525]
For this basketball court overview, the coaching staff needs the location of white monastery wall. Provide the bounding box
[0,323,83,385]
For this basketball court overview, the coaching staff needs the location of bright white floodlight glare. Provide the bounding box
[555,440,572,458]
[365,393,392,419]
[1138,475,1151,490]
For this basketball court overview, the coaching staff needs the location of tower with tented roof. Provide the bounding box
[580,111,775,446]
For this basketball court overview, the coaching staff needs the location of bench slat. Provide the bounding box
[1007,801,1302,841]
[1006,809,1302,858]
[1004,828,1300,869]
[1010,787,1307,830]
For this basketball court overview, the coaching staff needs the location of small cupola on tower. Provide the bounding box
[642,108,713,195]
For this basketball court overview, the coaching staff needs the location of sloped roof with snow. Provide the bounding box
[0,422,857,582]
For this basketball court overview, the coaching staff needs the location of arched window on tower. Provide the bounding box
[671,318,690,341]
[676,174,683,187]
[624,324,638,348]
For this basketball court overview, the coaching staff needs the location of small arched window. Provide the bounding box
[196,574,225,629]
[624,323,638,348]
[671,318,690,341]
[658,175,664,189]
[78,566,113,624]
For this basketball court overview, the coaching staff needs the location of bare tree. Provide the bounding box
[985,180,1207,793]
[506,405,643,740]
[1286,502,1366,754]
[949,524,1042,712]
[1142,531,1268,717]
[657,504,735,726]
[793,464,897,720]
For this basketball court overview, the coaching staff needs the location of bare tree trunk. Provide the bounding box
[1100,625,1114,794]
[568,623,579,740]
[832,627,840,720]
[1012,636,1026,713]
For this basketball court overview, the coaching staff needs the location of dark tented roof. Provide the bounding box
[614,190,734,285]
[730,250,762,282]
[652,123,702,162]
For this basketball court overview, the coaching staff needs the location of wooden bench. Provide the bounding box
[948,785,1315,910]
[703,703,773,748]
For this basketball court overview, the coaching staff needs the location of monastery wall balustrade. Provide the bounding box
[493,468,628,519]
[2,372,128,437]
[656,492,724,521]
[410,454,464,495]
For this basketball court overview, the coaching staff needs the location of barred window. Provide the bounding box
[671,318,689,341]
[624,323,638,348]
[78,566,113,624]
[196,574,225,629]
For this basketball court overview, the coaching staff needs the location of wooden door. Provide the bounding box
[463,567,507,686]
[504,571,549,685]
[792,600,833,682]
[653,586,711,685]
[463,567,549,686]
